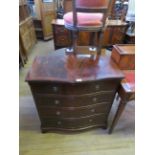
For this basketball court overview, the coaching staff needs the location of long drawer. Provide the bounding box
[37,102,111,118]
[35,91,115,107]
[41,114,107,129]
[30,79,119,95]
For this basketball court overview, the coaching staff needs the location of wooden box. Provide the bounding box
[111,44,135,70]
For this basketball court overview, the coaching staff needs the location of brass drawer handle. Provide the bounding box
[57,121,62,125]
[54,100,60,105]
[52,86,58,92]
[56,111,61,115]
[95,84,100,90]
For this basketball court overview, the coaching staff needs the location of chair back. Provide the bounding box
[76,0,108,8]
[72,0,112,29]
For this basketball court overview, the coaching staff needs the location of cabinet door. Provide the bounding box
[102,26,127,46]
[53,25,71,47]
[41,2,56,40]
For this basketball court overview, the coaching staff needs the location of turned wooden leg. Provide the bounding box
[108,100,127,134]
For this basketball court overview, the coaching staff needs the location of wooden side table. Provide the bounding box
[109,44,135,133]
[109,71,135,134]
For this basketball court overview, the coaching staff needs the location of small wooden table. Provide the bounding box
[109,70,135,134]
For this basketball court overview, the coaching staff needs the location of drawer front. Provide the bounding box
[37,102,111,118]
[35,92,115,107]
[30,80,119,95]
[41,114,107,129]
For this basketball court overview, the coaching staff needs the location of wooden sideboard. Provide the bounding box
[51,19,128,49]
[26,47,124,133]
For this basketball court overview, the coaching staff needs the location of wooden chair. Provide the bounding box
[63,0,113,55]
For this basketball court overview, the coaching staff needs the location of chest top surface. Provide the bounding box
[26,48,124,83]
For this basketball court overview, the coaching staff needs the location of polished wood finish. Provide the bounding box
[26,48,124,133]
[111,44,135,70]
[51,19,128,49]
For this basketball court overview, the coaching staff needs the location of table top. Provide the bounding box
[26,48,124,83]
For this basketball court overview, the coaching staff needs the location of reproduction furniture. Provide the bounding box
[26,47,124,133]
[19,0,37,61]
[51,19,128,49]
[109,44,135,133]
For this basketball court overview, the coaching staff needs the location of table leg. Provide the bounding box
[108,99,127,134]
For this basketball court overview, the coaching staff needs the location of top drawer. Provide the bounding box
[30,79,119,95]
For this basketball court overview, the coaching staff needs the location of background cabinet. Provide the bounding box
[27,0,56,40]
[52,19,128,49]
[19,0,37,67]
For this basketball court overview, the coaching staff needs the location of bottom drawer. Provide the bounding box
[41,114,107,130]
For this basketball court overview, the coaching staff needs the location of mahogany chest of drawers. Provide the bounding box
[26,48,124,133]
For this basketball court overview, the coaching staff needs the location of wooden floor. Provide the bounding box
[19,40,135,155]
